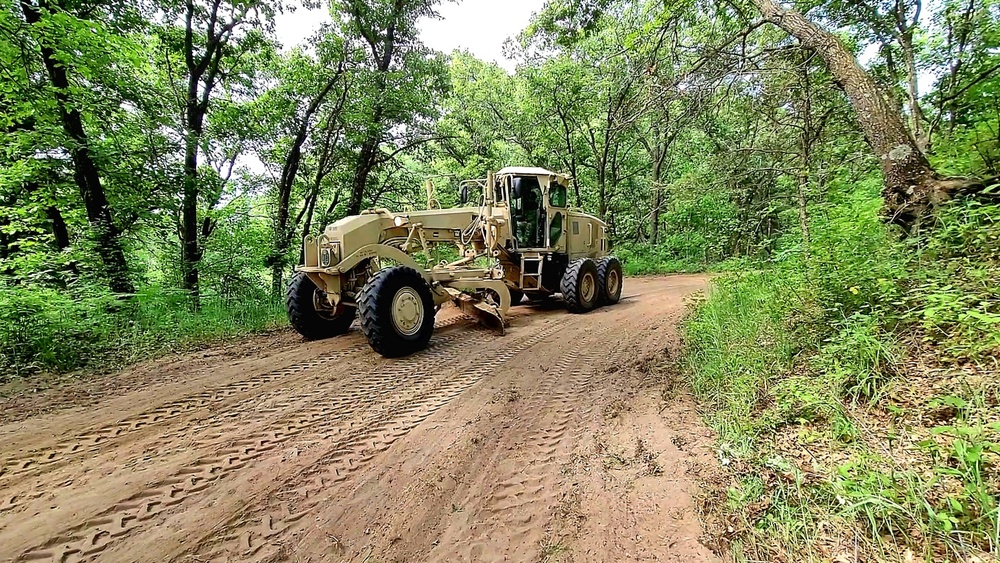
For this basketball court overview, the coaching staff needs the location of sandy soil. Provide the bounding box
[0,275,720,563]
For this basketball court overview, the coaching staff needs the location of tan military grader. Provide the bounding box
[287,166,623,357]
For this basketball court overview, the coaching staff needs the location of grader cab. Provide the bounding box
[287,166,623,357]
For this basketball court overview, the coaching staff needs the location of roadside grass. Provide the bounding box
[617,242,751,275]
[684,197,1000,562]
[0,285,286,380]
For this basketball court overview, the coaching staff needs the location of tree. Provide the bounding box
[171,0,275,305]
[17,0,135,294]
[336,0,447,215]
[264,36,349,295]
[749,0,988,231]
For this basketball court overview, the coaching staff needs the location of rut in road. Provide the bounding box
[7,323,511,561]
[0,313,470,490]
[0,275,720,563]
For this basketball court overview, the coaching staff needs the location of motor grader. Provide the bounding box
[287,166,623,357]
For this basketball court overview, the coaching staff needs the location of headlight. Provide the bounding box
[393,215,409,227]
[320,248,332,267]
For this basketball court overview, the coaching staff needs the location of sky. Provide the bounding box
[273,1,545,72]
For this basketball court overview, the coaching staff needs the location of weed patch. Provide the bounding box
[0,284,286,380]
[684,198,1000,562]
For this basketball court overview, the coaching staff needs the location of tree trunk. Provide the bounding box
[271,71,343,297]
[597,173,607,220]
[22,0,134,295]
[899,31,928,152]
[344,0,402,217]
[45,206,71,250]
[179,0,239,307]
[348,134,381,215]
[752,0,949,231]
[556,108,582,207]
[795,53,812,252]
[181,100,203,307]
[646,121,669,246]
[650,153,663,245]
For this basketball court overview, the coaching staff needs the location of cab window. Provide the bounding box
[549,183,567,207]
[549,212,564,245]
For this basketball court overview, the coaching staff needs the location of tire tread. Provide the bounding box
[560,258,599,313]
[286,272,354,340]
[356,266,435,357]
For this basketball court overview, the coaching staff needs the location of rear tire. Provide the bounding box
[286,272,355,340]
[357,266,436,358]
[597,256,623,305]
[560,258,600,313]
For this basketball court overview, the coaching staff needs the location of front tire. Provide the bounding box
[286,272,355,340]
[560,258,600,313]
[357,266,436,358]
[597,256,623,305]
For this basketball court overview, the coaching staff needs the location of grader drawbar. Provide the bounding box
[287,167,623,357]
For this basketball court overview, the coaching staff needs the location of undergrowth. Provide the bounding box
[685,195,1000,562]
[0,285,285,380]
[617,242,751,275]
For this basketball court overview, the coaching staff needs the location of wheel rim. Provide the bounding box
[581,272,596,303]
[391,287,424,336]
[607,269,620,297]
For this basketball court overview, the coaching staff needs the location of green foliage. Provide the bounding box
[685,195,1000,560]
[904,197,1000,358]
[1,0,1000,560]
[0,283,284,380]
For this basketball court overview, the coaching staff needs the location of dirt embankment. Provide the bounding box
[0,275,720,562]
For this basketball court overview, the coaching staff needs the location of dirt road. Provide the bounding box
[0,275,720,563]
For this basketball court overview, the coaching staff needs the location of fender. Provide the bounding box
[332,244,427,279]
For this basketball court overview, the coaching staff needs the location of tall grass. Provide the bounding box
[684,196,1000,561]
[0,284,286,380]
[616,243,753,275]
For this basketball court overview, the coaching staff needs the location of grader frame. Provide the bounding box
[289,167,622,357]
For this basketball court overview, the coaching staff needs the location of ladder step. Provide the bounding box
[519,254,544,289]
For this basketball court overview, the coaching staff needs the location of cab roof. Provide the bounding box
[496,166,558,177]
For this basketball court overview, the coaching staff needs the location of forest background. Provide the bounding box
[2,0,1000,560]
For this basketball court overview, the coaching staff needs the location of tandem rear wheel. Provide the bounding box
[560,256,623,313]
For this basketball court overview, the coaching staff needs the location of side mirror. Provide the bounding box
[460,184,469,205]
[511,178,523,198]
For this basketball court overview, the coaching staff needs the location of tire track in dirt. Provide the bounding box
[438,338,604,561]
[0,276,717,563]
[7,322,505,563]
[0,314,470,494]
[180,321,566,562]
[0,343,366,487]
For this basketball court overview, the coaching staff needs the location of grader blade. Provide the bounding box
[451,293,506,335]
